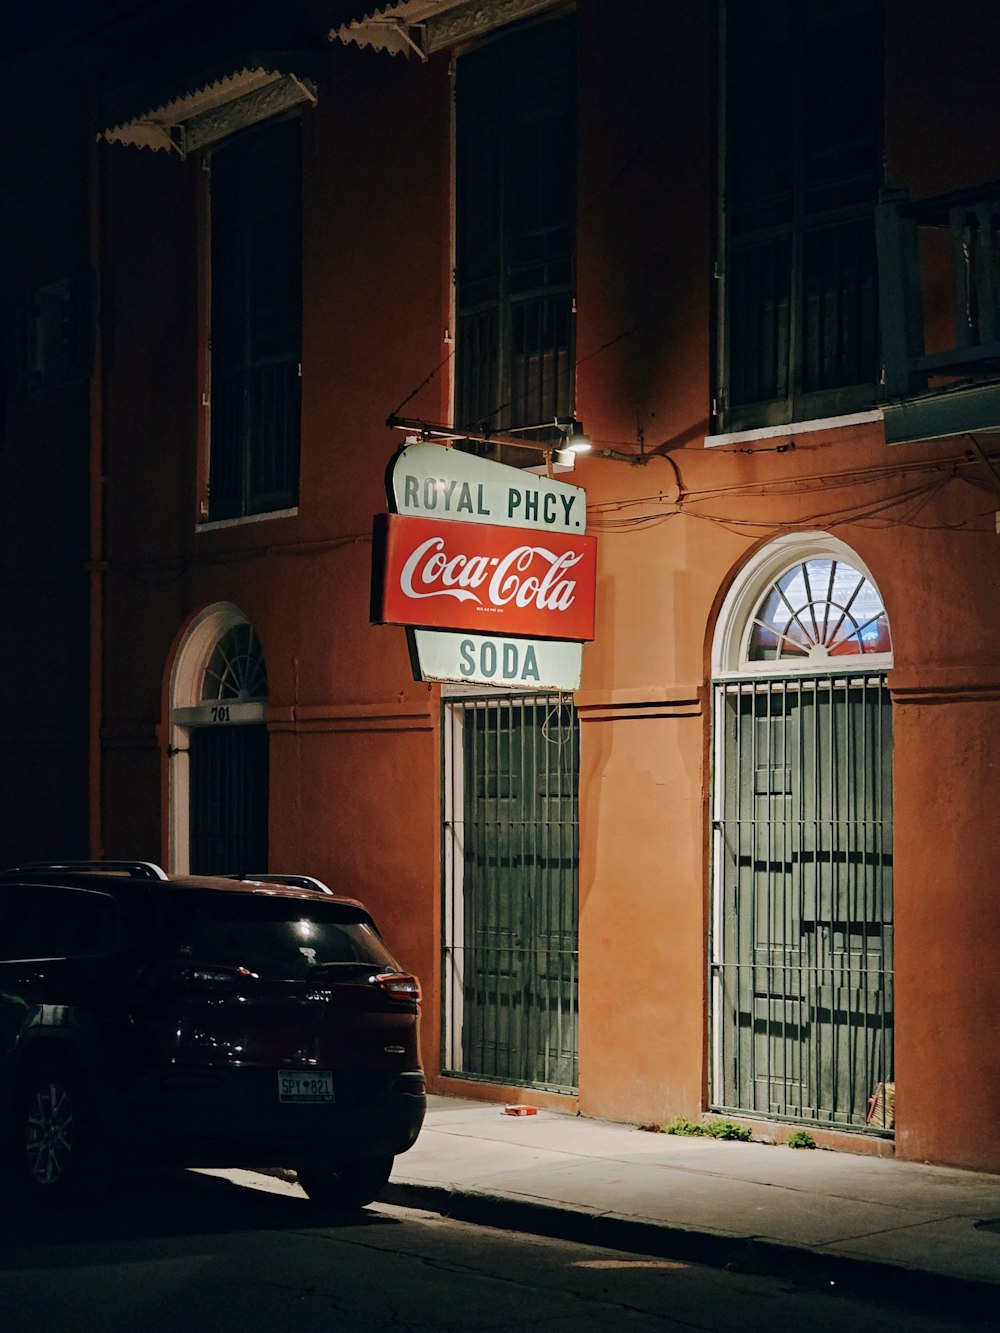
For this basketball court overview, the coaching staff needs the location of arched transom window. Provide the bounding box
[748,558,891,663]
[171,602,269,722]
[202,623,269,703]
[712,533,893,678]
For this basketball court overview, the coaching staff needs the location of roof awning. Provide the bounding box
[329,0,558,58]
[98,52,321,155]
[883,380,1000,445]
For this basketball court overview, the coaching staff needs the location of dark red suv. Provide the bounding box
[0,862,425,1207]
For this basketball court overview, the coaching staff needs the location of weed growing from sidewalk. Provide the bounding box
[703,1119,753,1141]
[661,1115,752,1141]
[661,1116,703,1136]
[786,1129,817,1149]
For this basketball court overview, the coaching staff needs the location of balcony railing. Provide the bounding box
[876,183,1000,441]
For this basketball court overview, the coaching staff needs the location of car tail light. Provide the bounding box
[373,972,422,1001]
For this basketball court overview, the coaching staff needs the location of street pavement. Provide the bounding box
[380,1095,1000,1323]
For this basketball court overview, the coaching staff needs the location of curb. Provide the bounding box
[383,1180,1000,1325]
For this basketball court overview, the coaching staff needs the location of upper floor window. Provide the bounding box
[30,273,94,390]
[207,117,302,520]
[455,14,576,461]
[718,0,882,432]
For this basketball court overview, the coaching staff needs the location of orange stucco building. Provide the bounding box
[2,0,999,1171]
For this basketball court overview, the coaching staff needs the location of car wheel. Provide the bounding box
[15,1061,92,1198]
[296,1155,394,1209]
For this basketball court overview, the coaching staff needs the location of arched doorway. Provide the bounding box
[711,534,894,1131]
[169,603,269,874]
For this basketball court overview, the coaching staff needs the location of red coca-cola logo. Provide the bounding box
[376,514,596,641]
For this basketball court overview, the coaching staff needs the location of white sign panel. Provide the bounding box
[413,629,583,691]
[391,441,586,533]
[388,442,589,691]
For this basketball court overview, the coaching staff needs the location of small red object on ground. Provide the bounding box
[503,1104,538,1116]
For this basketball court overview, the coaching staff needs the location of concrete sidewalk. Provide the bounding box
[383,1096,1000,1322]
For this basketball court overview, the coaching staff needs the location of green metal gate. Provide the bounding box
[443,695,579,1091]
[712,675,893,1129]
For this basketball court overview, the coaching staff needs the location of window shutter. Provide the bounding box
[209,117,301,519]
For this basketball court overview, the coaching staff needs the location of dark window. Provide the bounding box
[0,886,118,961]
[720,0,882,431]
[209,118,302,519]
[455,16,576,460]
[30,273,94,389]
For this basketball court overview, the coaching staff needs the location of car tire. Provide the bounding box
[296,1155,394,1209]
[14,1059,93,1199]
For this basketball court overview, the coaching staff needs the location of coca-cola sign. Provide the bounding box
[375,513,596,641]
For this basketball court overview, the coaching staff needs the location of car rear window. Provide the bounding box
[0,885,119,961]
[154,894,401,979]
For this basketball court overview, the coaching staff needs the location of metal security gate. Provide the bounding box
[712,676,893,1128]
[189,724,269,874]
[443,695,579,1091]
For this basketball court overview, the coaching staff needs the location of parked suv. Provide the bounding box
[0,862,425,1207]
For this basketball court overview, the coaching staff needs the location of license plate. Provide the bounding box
[278,1070,335,1103]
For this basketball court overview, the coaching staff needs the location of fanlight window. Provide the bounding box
[747,558,890,663]
[202,624,268,702]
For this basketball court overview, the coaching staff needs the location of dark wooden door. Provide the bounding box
[189,724,269,875]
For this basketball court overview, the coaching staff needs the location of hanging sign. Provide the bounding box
[375,512,596,641]
[413,629,584,689]
[372,441,594,690]
[391,440,586,533]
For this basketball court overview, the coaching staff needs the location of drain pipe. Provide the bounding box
[87,83,105,858]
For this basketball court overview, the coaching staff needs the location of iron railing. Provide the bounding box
[877,183,1000,396]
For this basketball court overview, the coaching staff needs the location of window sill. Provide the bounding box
[196,507,298,532]
[704,409,884,449]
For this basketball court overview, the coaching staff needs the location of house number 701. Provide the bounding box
[210,705,231,722]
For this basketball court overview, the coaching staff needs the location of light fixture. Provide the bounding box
[387,413,593,464]
[558,418,592,453]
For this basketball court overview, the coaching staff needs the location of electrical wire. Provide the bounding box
[76,533,373,587]
[582,443,1000,538]
[586,474,959,535]
[389,346,456,419]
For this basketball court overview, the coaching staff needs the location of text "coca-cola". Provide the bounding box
[375,514,596,642]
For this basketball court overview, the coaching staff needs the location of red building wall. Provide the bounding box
[19,0,999,1169]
